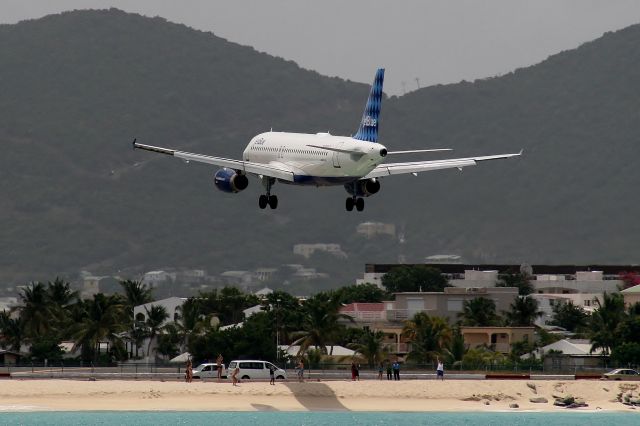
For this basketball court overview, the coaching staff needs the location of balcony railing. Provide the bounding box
[386,309,409,321]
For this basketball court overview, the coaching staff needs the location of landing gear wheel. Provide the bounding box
[258,195,268,209]
[355,197,365,211]
[268,195,278,209]
[346,197,354,211]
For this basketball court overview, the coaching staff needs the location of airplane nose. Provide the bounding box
[379,148,387,157]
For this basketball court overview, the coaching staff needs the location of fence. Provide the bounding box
[1,360,636,379]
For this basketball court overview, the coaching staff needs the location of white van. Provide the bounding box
[192,363,227,379]
[227,360,287,381]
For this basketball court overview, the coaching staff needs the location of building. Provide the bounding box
[358,263,636,294]
[339,302,409,354]
[356,222,396,239]
[133,297,187,326]
[389,287,519,324]
[461,326,535,354]
[339,287,519,356]
[293,243,347,259]
[621,285,640,307]
[0,349,22,365]
[523,339,607,370]
[532,293,601,326]
[143,270,174,286]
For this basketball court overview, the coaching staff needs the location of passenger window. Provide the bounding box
[202,366,210,371]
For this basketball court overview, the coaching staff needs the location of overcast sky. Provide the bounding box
[4,0,640,94]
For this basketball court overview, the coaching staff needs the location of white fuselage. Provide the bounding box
[242,132,387,185]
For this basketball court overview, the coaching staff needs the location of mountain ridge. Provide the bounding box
[1,9,639,288]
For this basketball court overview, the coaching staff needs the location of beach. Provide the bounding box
[0,379,638,412]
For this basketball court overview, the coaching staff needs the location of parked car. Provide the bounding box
[227,360,286,381]
[192,363,227,379]
[603,368,639,380]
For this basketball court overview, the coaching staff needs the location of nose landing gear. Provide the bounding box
[259,177,278,209]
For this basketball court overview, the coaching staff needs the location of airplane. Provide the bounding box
[133,68,521,211]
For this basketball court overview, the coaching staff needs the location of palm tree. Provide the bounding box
[0,311,24,352]
[68,294,128,362]
[402,313,452,363]
[348,329,388,367]
[17,282,59,339]
[46,277,78,307]
[590,292,626,355]
[119,280,153,315]
[496,271,534,295]
[459,297,501,326]
[292,294,351,355]
[175,298,206,352]
[504,296,543,326]
[145,305,169,359]
[46,277,78,333]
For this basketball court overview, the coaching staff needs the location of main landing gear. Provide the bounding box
[345,196,365,212]
[259,177,278,209]
[259,194,278,209]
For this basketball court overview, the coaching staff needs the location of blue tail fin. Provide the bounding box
[354,68,384,142]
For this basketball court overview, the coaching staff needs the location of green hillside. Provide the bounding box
[1,9,639,287]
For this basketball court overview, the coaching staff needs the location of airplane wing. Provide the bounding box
[364,151,522,179]
[132,140,295,181]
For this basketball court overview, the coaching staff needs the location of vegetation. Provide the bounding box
[550,301,589,332]
[402,312,452,363]
[496,271,534,296]
[381,266,450,293]
[458,297,502,326]
[503,296,542,326]
[4,274,640,370]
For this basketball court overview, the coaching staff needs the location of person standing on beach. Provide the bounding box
[269,364,276,385]
[392,360,400,380]
[436,357,444,381]
[386,361,393,380]
[216,354,224,381]
[185,358,193,383]
[231,366,240,386]
[378,362,384,380]
[297,359,304,382]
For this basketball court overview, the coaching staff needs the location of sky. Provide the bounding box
[4,0,640,95]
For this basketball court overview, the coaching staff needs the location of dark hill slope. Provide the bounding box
[1,9,639,285]
[381,26,640,263]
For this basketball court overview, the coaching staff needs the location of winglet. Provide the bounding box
[132,138,138,150]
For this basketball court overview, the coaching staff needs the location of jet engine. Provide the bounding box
[344,178,381,197]
[214,168,249,193]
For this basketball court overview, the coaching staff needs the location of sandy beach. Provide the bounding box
[0,379,638,412]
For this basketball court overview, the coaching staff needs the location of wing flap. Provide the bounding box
[134,141,295,181]
[364,152,521,179]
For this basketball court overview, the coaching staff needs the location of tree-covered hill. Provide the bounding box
[1,9,639,286]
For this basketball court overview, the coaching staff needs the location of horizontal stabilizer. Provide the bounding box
[386,148,452,155]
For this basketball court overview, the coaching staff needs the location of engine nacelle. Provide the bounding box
[344,178,381,197]
[214,168,249,193]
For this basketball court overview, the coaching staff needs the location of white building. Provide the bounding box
[293,243,347,259]
[356,222,396,239]
[133,297,187,326]
[532,293,601,326]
